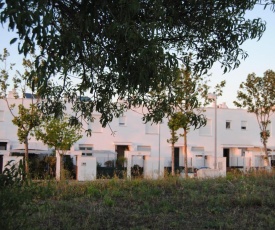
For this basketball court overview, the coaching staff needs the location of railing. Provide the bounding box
[230,157,243,167]
[229,157,262,168]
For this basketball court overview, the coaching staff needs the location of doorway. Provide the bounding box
[0,155,3,174]
[116,145,129,168]
[0,142,7,174]
[174,147,180,169]
[223,148,230,168]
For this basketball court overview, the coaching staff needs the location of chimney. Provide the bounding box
[7,89,18,99]
[220,102,228,109]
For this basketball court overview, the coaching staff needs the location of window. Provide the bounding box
[145,123,159,134]
[0,111,3,121]
[92,115,102,133]
[79,144,93,156]
[199,119,212,136]
[137,145,151,151]
[24,93,37,99]
[119,116,126,126]
[0,142,7,150]
[226,121,231,129]
[241,121,247,130]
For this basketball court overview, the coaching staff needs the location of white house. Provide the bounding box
[1,92,275,179]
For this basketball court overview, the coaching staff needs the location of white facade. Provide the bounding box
[1,95,275,178]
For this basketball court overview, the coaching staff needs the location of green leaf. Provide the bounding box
[10,38,17,45]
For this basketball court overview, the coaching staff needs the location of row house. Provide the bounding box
[1,92,275,179]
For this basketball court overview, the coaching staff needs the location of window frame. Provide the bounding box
[226,121,231,129]
[79,144,93,156]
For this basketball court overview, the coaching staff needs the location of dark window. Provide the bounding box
[226,121,231,129]
[0,142,7,150]
[24,93,36,99]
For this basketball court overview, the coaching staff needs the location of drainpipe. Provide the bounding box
[158,122,161,177]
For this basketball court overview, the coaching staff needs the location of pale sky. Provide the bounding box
[1,5,275,108]
[210,5,275,108]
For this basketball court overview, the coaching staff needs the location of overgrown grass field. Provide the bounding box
[2,171,275,229]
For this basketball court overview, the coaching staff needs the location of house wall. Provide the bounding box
[0,98,46,152]
[2,156,23,172]
[1,96,275,174]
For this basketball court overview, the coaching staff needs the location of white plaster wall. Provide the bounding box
[2,97,275,174]
[144,156,164,179]
[77,156,97,181]
[3,156,23,171]
[0,98,48,151]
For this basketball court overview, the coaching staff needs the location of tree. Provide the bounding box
[163,67,225,177]
[167,112,183,176]
[234,70,275,168]
[35,117,82,180]
[0,48,41,176]
[171,68,224,177]
[0,1,267,125]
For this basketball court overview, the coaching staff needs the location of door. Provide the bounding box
[0,142,6,174]
[0,155,3,173]
[174,147,180,169]
[223,148,230,168]
[116,145,129,168]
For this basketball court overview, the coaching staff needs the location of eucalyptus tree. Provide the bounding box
[0,49,41,176]
[234,70,275,168]
[35,117,82,180]
[0,1,268,126]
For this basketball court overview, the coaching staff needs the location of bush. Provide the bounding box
[63,155,75,179]
[0,160,34,230]
[0,160,25,187]
[104,160,114,167]
[131,164,143,178]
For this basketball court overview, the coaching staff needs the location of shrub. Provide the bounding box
[0,160,34,229]
[0,160,25,187]
[104,160,114,167]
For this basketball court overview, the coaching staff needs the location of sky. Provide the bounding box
[1,5,275,108]
[209,5,275,108]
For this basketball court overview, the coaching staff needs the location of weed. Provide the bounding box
[87,185,101,198]
[103,195,115,207]
[3,172,275,229]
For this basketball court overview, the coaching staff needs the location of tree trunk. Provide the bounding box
[184,128,188,178]
[24,137,29,177]
[60,153,65,180]
[56,150,61,181]
[263,141,270,169]
[171,142,175,176]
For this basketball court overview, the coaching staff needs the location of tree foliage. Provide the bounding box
[0,48,42,175]
[35,117,82,154]
[234,70,275,167]
[167,112,186,176]
[35,117,82,180]
[0,0,267,125]
[165,68,225,176]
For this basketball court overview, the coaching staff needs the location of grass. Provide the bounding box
[2,171,275,229]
